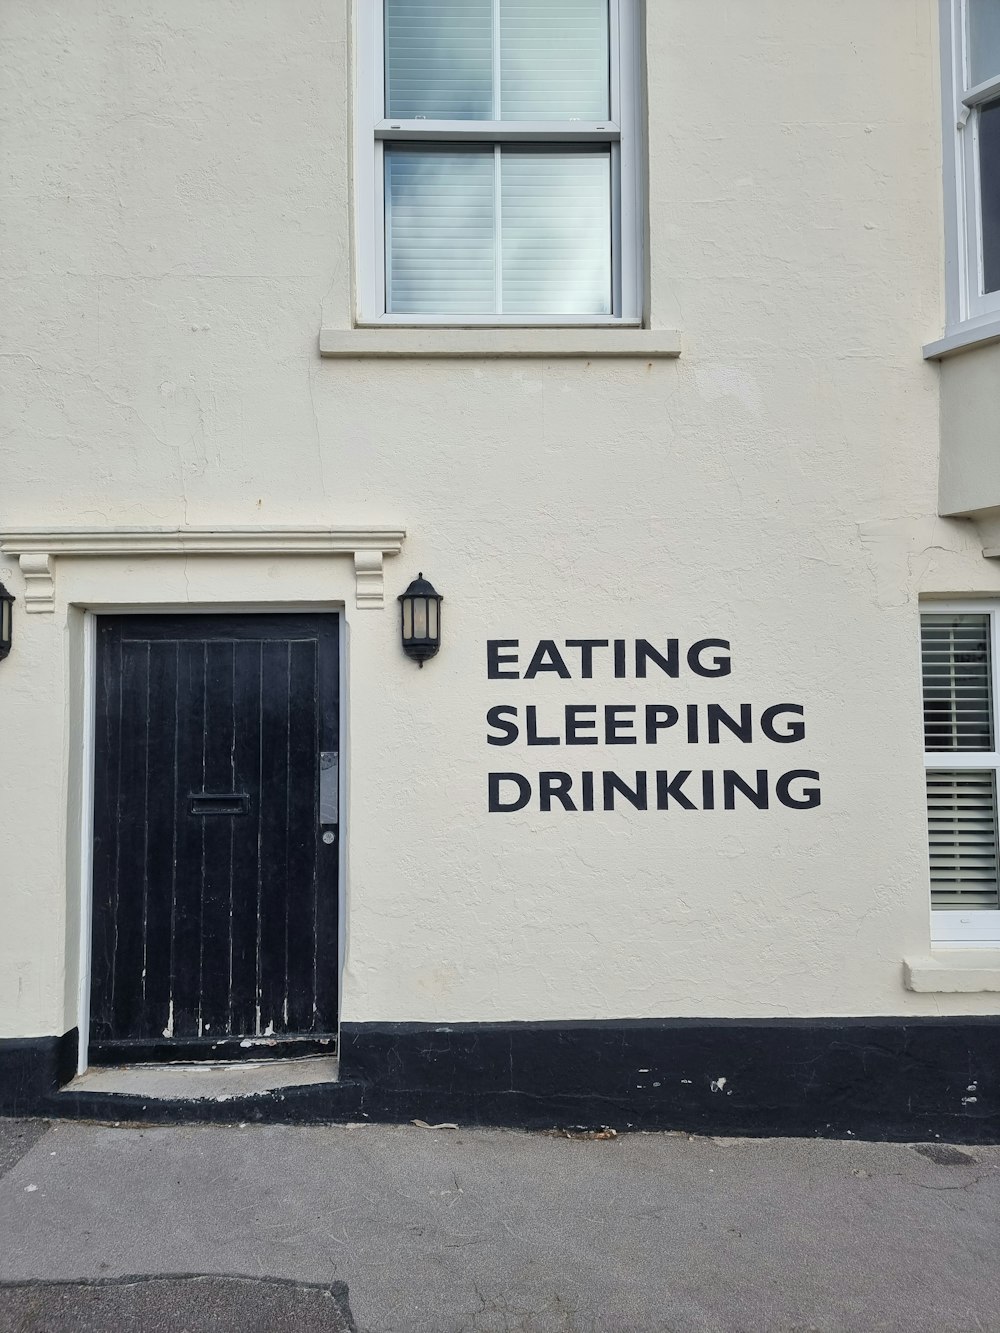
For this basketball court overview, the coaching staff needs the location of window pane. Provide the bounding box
[927,769,1000,910]
[921,613,994,750]
[968,0,1000,87]
[386,147,495,314]
[500,0,610,120]
[385,0,492,119]
[386,146,611,316]
[501,148,611,314]
[980,99,1000,293]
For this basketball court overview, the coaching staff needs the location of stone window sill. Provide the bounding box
[923,315,1000,359]
[903,952,1000,993]
[319,326,682,359]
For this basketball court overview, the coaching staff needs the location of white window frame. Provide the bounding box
[941,1,1000,335]
[924,598,1000,947]
[353,0,643,327]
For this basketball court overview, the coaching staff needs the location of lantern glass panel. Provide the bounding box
[1,601,9,644]
[414,598,428,638]
[402,599,413,639]
[428,599,439,639]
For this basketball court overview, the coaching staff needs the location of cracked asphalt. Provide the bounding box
[0,1118,998,1332]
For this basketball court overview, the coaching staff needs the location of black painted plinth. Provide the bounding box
[0,1031,77,1112]
[341,1018,1000,1142]
[1,1018,997,1142]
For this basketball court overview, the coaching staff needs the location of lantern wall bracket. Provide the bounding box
[0,526,407,612]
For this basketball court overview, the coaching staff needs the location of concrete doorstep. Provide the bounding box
[0,1118,998,1332]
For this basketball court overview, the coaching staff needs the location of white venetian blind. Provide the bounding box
[926,770,1000,909]
[499,0,609,119]
[386,146,612,315]
[386,148,495,314]
[501,149,611,314]
[921,613,993,750]
[385,0,493,119]
[385,0,610,121]
[922,612,1000,911]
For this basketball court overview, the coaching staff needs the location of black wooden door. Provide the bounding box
[90,614,339,1063]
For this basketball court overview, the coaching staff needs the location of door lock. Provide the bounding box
[320,751,339,828]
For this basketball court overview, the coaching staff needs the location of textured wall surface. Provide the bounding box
[1,0,997,1039]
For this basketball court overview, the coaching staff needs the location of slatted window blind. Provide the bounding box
[379,0,621,317]
[921,610,1000,918]
[501,149,611,314]
[385,0,493,120]
[499,0,610,120]
[386,144,612,317]
[926,770,999,910]
[385,0,609,121]
[921,613,993,751]
[386,148,496,314]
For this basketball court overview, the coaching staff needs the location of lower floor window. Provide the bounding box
[921,604,1000,945]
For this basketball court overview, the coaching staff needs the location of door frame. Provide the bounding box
[75,604,347,1075]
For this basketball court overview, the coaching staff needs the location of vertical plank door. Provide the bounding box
[89,614,339,1063]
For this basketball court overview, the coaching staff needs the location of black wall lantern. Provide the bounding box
[0,582,13,661]
[398,573,442,666]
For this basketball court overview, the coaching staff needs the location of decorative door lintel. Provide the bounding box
[0,527,407,612]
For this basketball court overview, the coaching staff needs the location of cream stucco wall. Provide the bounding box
[2,0,997,1041]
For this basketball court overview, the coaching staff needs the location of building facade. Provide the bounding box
[1,0,999,1137]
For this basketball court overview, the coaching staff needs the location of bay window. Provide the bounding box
[940,1,1000,335]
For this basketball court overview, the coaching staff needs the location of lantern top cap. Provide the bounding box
[0,581,14,603]
[398,572,442,602]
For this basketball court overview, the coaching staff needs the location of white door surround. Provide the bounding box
[0,527,407,612]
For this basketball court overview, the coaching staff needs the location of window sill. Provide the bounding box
[923,315,1000,359]
[903,952,1000,993]
[319,327,682,360]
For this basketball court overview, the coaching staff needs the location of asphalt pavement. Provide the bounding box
[0,1118,997,1332]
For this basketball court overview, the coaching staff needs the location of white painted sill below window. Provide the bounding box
[923,315,1000,359]
[319,326,682,359]
[903,952,1000,992]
